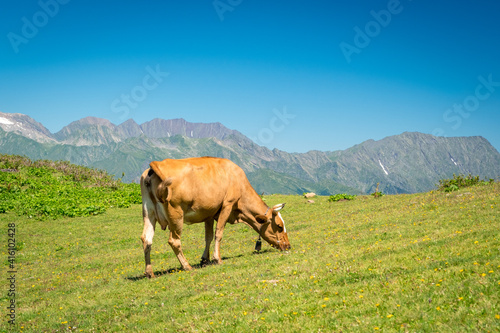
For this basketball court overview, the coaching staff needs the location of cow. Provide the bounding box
[140,156,291,277]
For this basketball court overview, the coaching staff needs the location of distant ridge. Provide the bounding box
[0,112,244,147]
[139,118,243,140]
[0,111,499,195]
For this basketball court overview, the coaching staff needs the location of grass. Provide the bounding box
[1,182,499,332]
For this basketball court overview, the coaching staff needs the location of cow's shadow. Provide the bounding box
[126,254,244,281]
[252,249,274,255]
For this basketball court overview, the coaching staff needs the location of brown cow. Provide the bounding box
[140,156,290,277]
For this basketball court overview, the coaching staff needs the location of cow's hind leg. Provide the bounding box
[141,214,156,278]
[201,219,214,266]
[167,207,193,271]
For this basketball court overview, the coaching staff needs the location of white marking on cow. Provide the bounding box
[450,157,457,166]
[378,160,389,175]
[0,117,14,125]
[278,212,286,233]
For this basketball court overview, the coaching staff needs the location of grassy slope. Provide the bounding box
[0,154,141,219]
[1,183,499,332]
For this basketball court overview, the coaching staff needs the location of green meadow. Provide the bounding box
[1,156,499,332]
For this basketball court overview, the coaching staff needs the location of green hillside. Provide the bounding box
[1,171,498,331]
[0,154,141,219]
[247,168,361,195]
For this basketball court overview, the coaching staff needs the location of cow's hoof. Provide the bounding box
[200,258,210,267]
[145,266,155,278]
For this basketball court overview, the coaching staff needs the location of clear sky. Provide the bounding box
[1,0,499,153]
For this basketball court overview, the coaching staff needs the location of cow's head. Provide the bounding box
[255,203,291,251]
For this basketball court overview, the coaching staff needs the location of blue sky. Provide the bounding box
[1,0,499,153]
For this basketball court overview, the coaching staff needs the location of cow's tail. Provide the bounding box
[155,177,172,203]
[148,161,172,204]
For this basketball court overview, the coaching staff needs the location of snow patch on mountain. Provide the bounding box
[378,159,389,175]
[0,116,14,125]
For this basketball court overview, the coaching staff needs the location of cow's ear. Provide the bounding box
[255,215,269,224]
[272,203,286,213]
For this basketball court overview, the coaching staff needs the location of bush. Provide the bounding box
[328,193,356,202]
[437,174,494,192]
[371,182,385,198]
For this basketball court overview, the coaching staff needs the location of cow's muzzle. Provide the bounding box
[275,240,291,251]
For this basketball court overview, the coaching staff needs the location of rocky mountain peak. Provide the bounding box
[75,116,117,127]
[118,119,143,138]
[54,116,122,146]
[0,111,55,143]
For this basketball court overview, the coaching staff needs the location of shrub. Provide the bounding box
[328,193,356,202]
[437,173,494,192]
[371,182,385,198]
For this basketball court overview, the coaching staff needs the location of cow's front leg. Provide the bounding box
[201,219,214,266]
[213,206,232,264]
[140,215,156,278]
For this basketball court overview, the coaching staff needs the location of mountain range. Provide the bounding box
[1,111,499,195]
